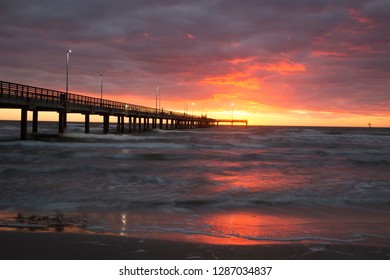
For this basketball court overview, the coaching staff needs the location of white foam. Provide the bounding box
[229,233,365,243]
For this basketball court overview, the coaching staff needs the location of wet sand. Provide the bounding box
[1,230,389,260]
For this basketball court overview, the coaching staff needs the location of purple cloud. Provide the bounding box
[0,0,389,120]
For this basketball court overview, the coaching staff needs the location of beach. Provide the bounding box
[1,230,389,260]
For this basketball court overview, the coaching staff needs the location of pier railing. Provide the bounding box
[1,79,247,139]
[0,80,198,119]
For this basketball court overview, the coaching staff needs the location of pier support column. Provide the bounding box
[21,108,28,140]
[159,118,163,129]
[32,110,38,133]
[133,116,137,131]
[64,112,67,129]
[128,116,132,132]
[117,116,121,132]
[84,114,90,134]
[152,118,156,129]
[120,116,125,133]
[138,117,142,131]
[58,110,66,134]
[143,117,147,131]
[103,114,109,134]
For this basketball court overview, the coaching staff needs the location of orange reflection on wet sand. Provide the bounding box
[208,168,298,193]
[104,209,308,246]
[190,210,306,245]
[2,205,389,247]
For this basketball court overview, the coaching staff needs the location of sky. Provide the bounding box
[1,0,389,126]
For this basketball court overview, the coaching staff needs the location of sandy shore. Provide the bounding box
[1,230,389,260]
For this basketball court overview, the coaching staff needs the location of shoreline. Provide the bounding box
[1,230,389,260]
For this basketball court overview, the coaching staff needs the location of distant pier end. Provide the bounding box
[215,119,248,127]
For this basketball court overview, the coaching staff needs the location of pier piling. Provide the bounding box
[20,108,28,140]
[58,110,66,134]
[103,114,109,134]
[32,110,38,133]
[84,114,90,134]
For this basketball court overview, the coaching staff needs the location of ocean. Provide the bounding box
[0,121,389,246]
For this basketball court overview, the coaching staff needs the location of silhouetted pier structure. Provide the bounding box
[0,80,226,140]
[216,119,248,127]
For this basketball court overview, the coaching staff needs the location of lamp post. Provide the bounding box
[184,100,188,115]
[66,50,71,98]
[155,86,159,113]
[100,73,103,100]
[155,86,159,129]
[62,49,71,132]
[192,102,195,115]
[99,73,103,107]
[231,103,234,127]
[158,90,161,112]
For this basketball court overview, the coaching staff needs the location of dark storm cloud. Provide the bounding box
[0,0,389,115]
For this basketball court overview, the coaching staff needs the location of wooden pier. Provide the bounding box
[0,80,225,140]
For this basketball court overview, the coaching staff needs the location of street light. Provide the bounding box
[192,102,195,115]
[66,50,71,97]
[155,86,159,113]
[231,103,234,127]
[100,73,103,101]
[159,89,161,112]
[184,100,189,115]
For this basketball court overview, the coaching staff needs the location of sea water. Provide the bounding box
[0,121,389,245]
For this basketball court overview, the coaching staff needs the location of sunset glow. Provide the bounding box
[1,0,389,127]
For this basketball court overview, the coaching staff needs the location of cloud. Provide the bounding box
[0,0,389,123]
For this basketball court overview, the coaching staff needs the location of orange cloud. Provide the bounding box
[202,73,262,90]
[226,57,257,64]
[312,51,348,57]
[259,61,306,74]
[186,33,195,39]
[201,59,305,90]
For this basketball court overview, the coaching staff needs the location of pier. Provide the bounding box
[0,80,247,140]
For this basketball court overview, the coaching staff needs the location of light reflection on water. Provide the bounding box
[120,213,127,236]
[74,206,390,246]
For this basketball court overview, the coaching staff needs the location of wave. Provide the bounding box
[81,220,390,245]
[5,192,386,214]
[1,124,389,215]
[229,233,365,243]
